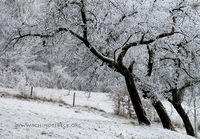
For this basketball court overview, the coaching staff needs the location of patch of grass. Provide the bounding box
[1,91,70,107]
[1,91,108,113]
[16,94,69,105]
[152,117,161,123]
[14,94,30,99]
[172,121,183,128]
[129,120,135,125]
[83,105,106,113]
[122,120,136,125]
[0,92,8,97]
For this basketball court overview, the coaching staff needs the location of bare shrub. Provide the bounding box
[172,121,184,129]
[110,89,136,119]
[110,88,157,120]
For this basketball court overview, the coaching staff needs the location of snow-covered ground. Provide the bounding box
[0,87,198,139]
[0,87,114,113]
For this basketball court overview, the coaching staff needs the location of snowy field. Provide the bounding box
[0,87,198,139]
[0,87,114,113]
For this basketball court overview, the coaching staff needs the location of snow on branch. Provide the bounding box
[117,28,175,65]
[9,27,69,47]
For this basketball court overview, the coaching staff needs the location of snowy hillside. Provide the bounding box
[0,88,197,139]
[0,87,114,113]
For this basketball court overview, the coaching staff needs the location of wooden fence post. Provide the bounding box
[30,87,33,97]
[73,93,76,107]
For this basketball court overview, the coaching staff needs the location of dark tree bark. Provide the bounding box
[125,75,151,125]
[143,90,175,130]
[166,89,195,136]
[152,99,175,130]
[147,45,154,76]
[169,100,195,136]
[144,45,175,130]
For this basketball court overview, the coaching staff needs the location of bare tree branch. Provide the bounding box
[128,60,135,72]
[9,27,69,47]
[117,29,175,65]
[146,45,154,76]
[80,0,87,39]
[114,34,133,62]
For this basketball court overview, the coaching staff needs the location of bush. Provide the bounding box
[110,88,157,120]
[111,91,136,119]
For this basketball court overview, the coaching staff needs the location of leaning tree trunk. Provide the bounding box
[143,90,175,130]
[143,45,175,130]
[125,75,151,125]
[152,99,175,131]
[170,101,195,136]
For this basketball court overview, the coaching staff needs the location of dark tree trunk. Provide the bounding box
[152,99,175,130]
[143,90,175,130]
[144,45,175,130]
[170,101,195,136]
[125,75,151,125]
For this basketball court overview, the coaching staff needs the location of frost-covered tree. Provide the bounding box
[4,0,200,131]
[138,1,200,136]
[8,0,175,125]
